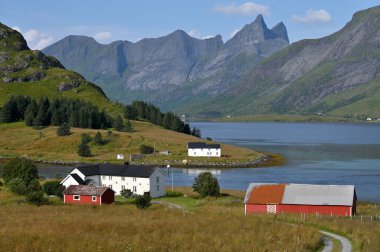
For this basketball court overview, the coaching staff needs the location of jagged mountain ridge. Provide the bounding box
[42,15,289,110]
[185,5,380,118]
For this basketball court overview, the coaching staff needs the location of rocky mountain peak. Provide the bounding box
[271,22,289,43]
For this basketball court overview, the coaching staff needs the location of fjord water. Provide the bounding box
[176,122,380,202]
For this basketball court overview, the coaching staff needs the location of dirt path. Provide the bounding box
[151,201,184,210]
[321,235,334,252]
[320,230,352,252]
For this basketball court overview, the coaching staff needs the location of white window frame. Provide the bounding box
[133,186,137,192]
[121,185,125,190]
[92,196,97,202]
[109,185,112,189]
[156,185,159,191]
[121,177,125,181]
[102,175,106,180]
[133,177,136,181]
[73,195,80,201]
[156,176,159,183]
[109,176,112,180]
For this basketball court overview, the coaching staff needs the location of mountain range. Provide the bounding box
[43,6,380,119]
[42,15,289,111]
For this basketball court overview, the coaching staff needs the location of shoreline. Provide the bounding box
[0,152,286,169]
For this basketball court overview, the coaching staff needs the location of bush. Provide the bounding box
[192,172,220,197]
[0,180,3,187]
[81,133,92,144]
[140,144,154,154]
[134,194,151,209]
[43,181,61,195]
[93,132,103,145]
[8,178,28,195]
[78,141,91,157]
[56,122,71,136]
[165,190,184,197]
[2,158,38,186]
[26,191,48,205]
[120,189,133,198]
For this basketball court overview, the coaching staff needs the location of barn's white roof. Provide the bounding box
[282,184,356,206]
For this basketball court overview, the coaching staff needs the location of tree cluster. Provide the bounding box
[124,101,201,136]
[1,158,48,205]
[134,193,152,209]
[0,96,113,129]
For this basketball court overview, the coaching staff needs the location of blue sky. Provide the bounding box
[0,0,378,49]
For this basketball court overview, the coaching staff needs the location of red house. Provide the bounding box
[244,183,356,217]
[63,185,115,206]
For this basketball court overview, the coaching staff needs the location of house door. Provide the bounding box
[267,204,277,214]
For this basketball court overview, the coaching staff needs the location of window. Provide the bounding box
[121,177,125,181]
[121,185,125,190]
[194,152,196,155]
[92,196,97,202]
[157,185,160,191]
[102,175,106,179]
[73,195,80,200]
[109,176,112,180]
[133,186,136,192]
[133,177,136,181]
[102,184,106,187]
[109,185,112,189]
[156,176,159,183]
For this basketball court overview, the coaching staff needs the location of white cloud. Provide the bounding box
[34,36,54,49]
[212,2,270,16]
[13,27,54,49]
[12,26,21,32]
[292,9,331,24]
[94,31,112,42]
[24,29,39,42]
[230,28,241,38]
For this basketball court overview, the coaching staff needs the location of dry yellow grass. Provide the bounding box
[0,186,321,252]
[0,122,263,165]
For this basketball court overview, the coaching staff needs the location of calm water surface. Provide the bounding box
[36,122,380,202]
[177,122,380,202]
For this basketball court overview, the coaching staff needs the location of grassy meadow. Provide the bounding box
[0,122,265,166]
[0,184,322,252]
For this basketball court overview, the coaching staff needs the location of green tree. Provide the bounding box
[81,133,92,144]
[26,190,48,205]
[77,140,91,157]
[56,122,71,136]
[24,100,38,126]
[124,120,133,132]
[93,131,103,145]
[2,158,38,186]
[120,189,133,198]
[113,115,123,131]
[8,178,28,195]
[43,181,62,195]
[134,194,151,209]
[140,144,154,154]
[192,172,220,197]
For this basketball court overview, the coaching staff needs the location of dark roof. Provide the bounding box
[63,185,113,196]
[73,163,158,178]
[70,173,86,185]
[188,142,221,149]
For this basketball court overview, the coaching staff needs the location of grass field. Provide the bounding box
[0,122,265,166]
[0,184,322,252]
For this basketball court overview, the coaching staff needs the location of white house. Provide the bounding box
[61,163,166,198]
[187,142,221,157]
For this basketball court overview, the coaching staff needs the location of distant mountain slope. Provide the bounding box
[0,22,122,116]
[186,5,380,118]
[42,15,289,111]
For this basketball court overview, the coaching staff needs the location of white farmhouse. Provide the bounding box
[61,163,166,198]
[187,142,221,157]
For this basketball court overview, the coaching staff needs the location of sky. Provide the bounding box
[0,0,378,49]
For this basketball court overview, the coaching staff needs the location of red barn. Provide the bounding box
[244,183,356,217]
[63,185,115,206]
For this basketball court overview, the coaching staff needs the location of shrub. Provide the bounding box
[124,120,133,132]
[120,189,133,198]
[93,132,103,145]
[165,190,184,197]
[8,178,28,195]
[192,172,220,197]
[113,115,123,131]
[26,191,48,205]
[56,122,71,136]
[134,194,151,209]
[140,144,154,154]
[81,133,92,144]
[0,180,3,187]
[43,181,61,195]
[2,158,38,186]
[78,141,91,157]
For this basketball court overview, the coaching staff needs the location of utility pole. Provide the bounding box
[167,164,173,191]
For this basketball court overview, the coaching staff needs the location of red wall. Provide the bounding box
[246,204,353,216]
[64,194,100,206]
